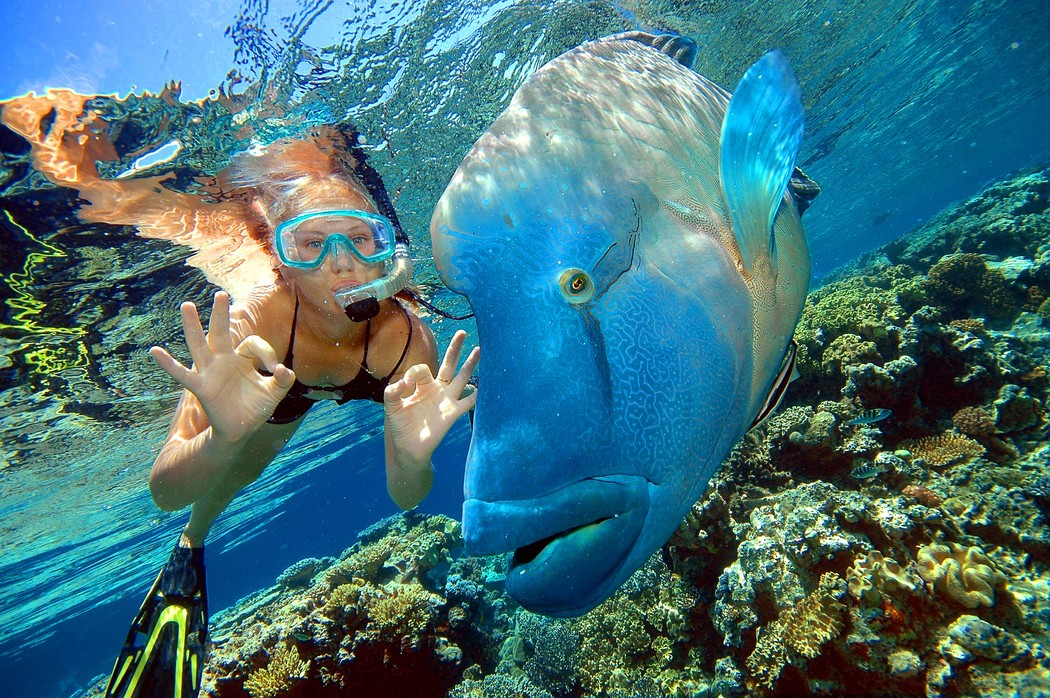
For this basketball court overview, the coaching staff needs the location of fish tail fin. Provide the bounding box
[719,50,805,273]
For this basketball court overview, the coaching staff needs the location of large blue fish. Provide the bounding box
[431,32,815,616]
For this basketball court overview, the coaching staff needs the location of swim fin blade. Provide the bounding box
[104,542,208,698]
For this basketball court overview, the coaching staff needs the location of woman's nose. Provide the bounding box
[328,242,358,271]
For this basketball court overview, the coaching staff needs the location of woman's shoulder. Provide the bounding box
[375,300,437,370]
[230,282,294,341]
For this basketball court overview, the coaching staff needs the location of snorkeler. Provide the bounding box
[3,91,478,698]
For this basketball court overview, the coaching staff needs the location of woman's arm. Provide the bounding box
[149,292,297,510]
[383,326,479,509]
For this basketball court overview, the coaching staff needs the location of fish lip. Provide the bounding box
[462,475,650,616]
[462,475,644,557]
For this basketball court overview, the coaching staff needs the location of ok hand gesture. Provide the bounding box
[149,292,296,443]
[383,330,479,466]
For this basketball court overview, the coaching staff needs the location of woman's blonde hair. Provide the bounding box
[225,129,377,247]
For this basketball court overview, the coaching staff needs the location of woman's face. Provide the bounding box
[272,192,386,313]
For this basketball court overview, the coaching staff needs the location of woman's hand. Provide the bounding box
[383,330,479,469]
[149,292,296,444]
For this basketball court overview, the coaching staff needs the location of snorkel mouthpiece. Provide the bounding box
[336,242,414,322]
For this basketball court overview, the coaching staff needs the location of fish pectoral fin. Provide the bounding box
[719,50,805,275]
[602,31,699,69]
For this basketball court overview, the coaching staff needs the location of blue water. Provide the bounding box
[2,1,1049,696]
[2,413,471,697]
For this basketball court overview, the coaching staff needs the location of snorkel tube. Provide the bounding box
[335,241,413,322]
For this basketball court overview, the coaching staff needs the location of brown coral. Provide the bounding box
[916,542,1008,609]
[899,430,985,467]
[952,406,997,436]
[948,317,986,334]
[901,484,945,508]
[925,253,1017,317]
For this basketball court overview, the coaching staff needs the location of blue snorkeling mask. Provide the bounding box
[274,209,413,322]
[274,209,396,269]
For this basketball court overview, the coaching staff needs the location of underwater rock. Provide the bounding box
[275,557,332,589]
[947,615,1026,663]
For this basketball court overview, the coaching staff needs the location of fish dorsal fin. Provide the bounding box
[719,51,805,273]
[748,340,798,432]
[604,31,698,68]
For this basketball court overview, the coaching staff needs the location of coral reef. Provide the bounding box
[129,164,1050,698]
[745,572,847,689]
[200,512,472,698]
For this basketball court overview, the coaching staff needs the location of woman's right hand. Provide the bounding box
[149,292,296,444]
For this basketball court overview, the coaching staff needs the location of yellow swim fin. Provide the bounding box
[104,541,208,698]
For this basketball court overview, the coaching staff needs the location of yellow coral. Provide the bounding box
[916,542,1008,608]
[899,430,985,467]
[746,573,847,688]
[244,641,310,698]
[781,573,847,658]
[847,550,922,603]
[368,581,442,637]
[746,621,787,689]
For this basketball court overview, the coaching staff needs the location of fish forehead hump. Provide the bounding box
[433,37,738,277]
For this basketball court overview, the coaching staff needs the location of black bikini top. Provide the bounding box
[265,296,413,425]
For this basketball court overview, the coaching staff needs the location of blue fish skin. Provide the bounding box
[432,33,811,617]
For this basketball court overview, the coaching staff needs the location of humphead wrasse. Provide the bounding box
[431,32,818,616]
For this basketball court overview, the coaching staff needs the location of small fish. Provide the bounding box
[850,461,889,480]
[292,632,312,642]
[846,408,892,426]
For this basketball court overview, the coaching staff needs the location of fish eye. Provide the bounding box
[558,268,594,304]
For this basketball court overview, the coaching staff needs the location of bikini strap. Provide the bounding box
[283,295,301,367]
[385,302,414,381]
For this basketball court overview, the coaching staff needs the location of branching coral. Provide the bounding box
[244,641,310,698]
[368,581,443,639]
[746,573,847,689]
[899,430,985,467]
[916,542,1008,609]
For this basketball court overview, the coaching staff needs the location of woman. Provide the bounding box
[3,91,478,698]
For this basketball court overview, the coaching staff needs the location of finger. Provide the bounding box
[383,376,415,415]
[450,346,480,393]
[458,384,478,412]
[436,330,467,382]
[406,362,438,389]
[235,335,278,370]
[207,291,234,352]
[272,364,297,392]
[149,345,198,390]
[181,301,208,365]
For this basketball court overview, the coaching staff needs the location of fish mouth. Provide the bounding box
[463,475,650,616]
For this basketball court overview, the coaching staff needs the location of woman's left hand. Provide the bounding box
[383,330,479,468]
